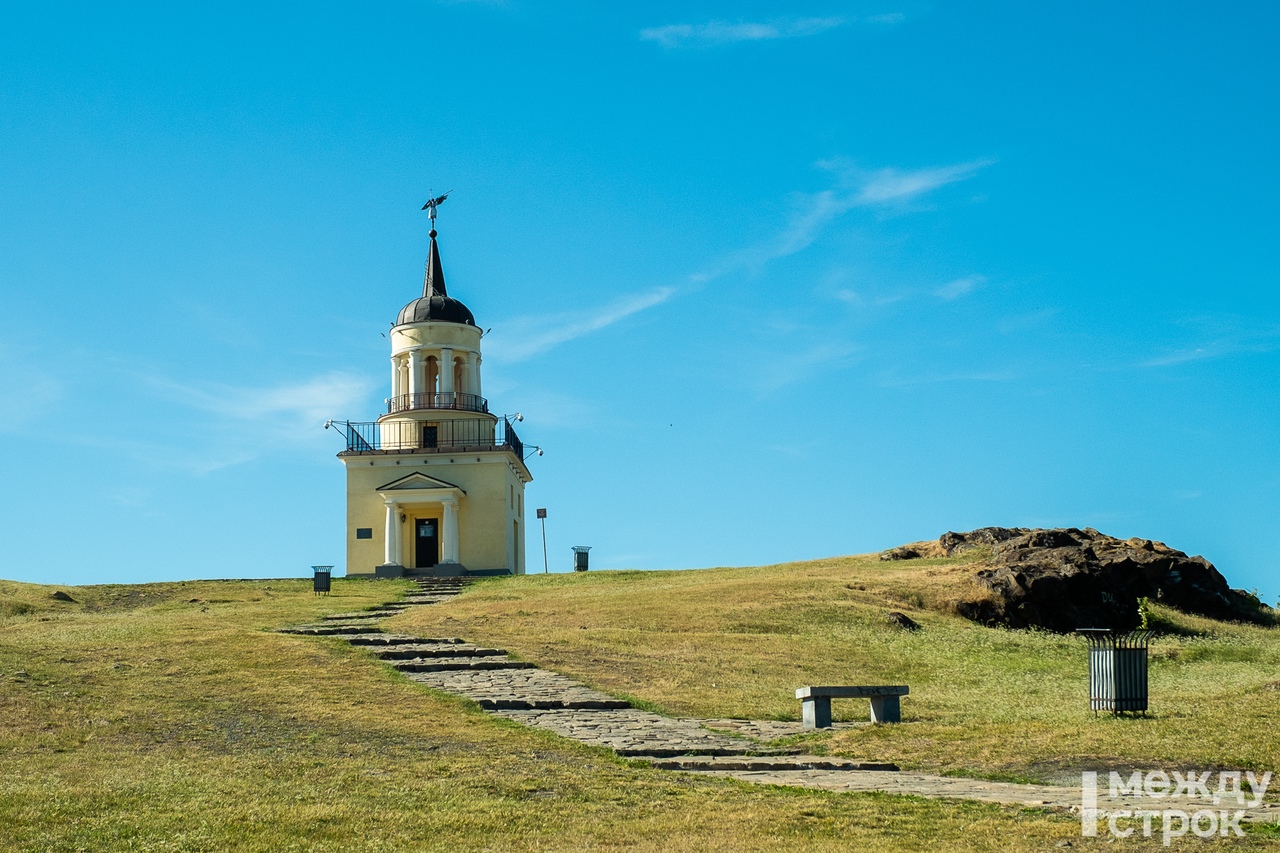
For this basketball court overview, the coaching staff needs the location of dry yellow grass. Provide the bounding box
[0,576,1119,852]
[2,570,1276,850]
[392,555,1280,784]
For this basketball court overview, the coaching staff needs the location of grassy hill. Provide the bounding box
[392,553,1280,783]
[2,562,1277,851]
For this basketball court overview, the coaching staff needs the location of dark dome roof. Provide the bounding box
[394,228,475,327]
[396,293,475,326]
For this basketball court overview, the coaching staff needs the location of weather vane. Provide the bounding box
[421,191,451,229]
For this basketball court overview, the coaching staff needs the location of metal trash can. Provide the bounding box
[312,565,333,596]
[1079,629,1150,715]
[571,546,591,572]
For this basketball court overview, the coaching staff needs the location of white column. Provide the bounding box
[408,349,423,398]
[383,502,398,565]
[390,357,401,399]
[458,356,471,399]
[472,353,482,397]
[442,498,460,563]
[439,347,454,395]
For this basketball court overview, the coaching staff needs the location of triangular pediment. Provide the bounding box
[377,472,464,492]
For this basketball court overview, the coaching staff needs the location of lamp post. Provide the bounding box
[536,508,548,573]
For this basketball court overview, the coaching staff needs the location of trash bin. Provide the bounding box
[1078,629,1150,715]
[312,565,333,596]
[571,546,591,572]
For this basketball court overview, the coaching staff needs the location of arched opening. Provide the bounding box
[426,356,439,398]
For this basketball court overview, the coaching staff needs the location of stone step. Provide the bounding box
[323,611,395,621]
[492,708,765,757]
[375,647,507,660]
[399,670,633,710]
[476,697,633,711]
[348,636,465,646]
[393,658,535,673]
[280,625,384,636]
[644,756,898,772]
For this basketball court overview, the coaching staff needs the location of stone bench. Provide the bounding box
[795,685,909,727]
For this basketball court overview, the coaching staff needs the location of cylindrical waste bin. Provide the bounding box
[571,546,591,572]
[1079,629,1150,715]
[312,565,333,596]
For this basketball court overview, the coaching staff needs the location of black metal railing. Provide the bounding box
[335,417,525,459]
[387,392,489,414]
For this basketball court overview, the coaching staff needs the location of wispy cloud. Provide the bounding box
[641,16,850,48]
[0,346,64,429]
[876,369,1019,387]
[150,372,375,428]
[1140,316,1280,367]
[695,158,993,280]
[758,341,862,393]
[486,286,676,362]
[92,371,380,473]
[833,288,908,308]
[933,274,986,300]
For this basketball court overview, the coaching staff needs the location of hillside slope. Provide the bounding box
[393,554,1280,783]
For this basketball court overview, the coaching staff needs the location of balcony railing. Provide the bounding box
[387,391,489,414]
[335,417,524,461]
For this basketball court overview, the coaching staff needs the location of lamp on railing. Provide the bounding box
[503,412,524,422]
[524,445,544,459]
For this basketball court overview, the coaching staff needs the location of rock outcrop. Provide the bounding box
[906,527,1268,632]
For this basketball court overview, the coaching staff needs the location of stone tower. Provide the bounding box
[334,204,531,577]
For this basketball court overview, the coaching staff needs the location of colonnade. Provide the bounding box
[382,496,461,566]
[390,347,482,399]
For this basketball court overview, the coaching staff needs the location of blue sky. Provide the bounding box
[1,3,1276,596]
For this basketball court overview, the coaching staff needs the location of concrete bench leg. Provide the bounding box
[801,696,832,729]
[869,696,901,723]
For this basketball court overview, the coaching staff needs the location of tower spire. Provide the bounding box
[420,191,452,298]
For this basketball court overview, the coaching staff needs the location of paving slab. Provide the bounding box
[393,658,535,673]
[690,769,1280,822]
[646,755,896,772]
[375,646,508,660]
[494,707,764,757]
[403,667,632,710]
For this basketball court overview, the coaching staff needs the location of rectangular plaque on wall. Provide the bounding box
[355,528,373,539]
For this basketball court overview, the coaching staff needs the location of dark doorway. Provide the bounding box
[421,425,438,448]
[415,517,439,568]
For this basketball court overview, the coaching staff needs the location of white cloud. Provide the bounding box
[1140,316,1280,367]
[833,288,908,308]
[822,158,997,206]
[151,372,376,428]
[876,369,1018,387]
[933,274,986,300]
[699,158,993,280]
[485,286,676,362]
[758,341,862,393]
[641,16,849,48]
[0,347,64,429]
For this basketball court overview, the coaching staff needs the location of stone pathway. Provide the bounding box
[281,578,1280,823]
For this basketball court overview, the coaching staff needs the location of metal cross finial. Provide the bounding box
[421,191,451,225]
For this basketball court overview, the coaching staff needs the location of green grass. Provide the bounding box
[1,567,1276,851]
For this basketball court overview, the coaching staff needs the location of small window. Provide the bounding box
[356,528,373,539]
